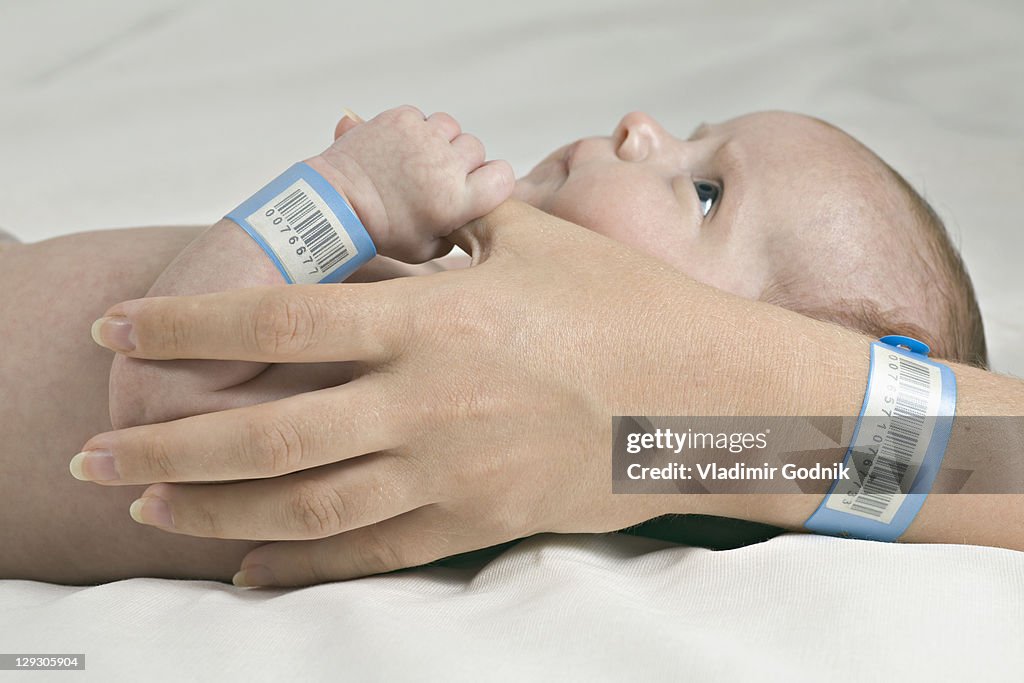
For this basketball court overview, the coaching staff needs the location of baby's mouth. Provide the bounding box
[562,140,581,170]
[525,145,572,180]
[512,142,579,208]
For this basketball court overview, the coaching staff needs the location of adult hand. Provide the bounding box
[76,200,773,586]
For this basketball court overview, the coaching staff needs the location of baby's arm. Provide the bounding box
[108,106,513,429]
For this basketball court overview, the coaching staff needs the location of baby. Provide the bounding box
[104,106,987,435]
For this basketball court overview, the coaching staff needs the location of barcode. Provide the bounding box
[275,187,349,274]
[850,355,931,518]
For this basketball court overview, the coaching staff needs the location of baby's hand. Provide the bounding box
[307,105,514,262]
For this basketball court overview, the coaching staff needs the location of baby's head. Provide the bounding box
[513,110,986,366]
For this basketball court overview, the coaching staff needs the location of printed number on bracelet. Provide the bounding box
[247,178,356,283]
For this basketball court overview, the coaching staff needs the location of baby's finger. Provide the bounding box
[426,111,461,142]
[463,159,516,216]
[333,108,364,140]
[233,505,478,586]
[450,133,486,171]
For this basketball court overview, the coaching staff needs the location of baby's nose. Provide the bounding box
[614,111,668,162]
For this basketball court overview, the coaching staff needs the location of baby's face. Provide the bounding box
[513,111,905,303]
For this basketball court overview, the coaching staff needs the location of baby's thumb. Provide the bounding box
[333,107,365,140]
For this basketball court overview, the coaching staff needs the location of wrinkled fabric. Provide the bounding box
[2,534,1023,681]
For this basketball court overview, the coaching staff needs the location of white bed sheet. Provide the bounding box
[1,1,1022,680]
[4,534,1024,682]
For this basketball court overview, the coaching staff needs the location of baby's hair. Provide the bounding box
[891,169,987,367]
[762,162,988,369]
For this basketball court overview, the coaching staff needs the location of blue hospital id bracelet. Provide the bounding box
[804,335,957,541]
[225,162,376,284]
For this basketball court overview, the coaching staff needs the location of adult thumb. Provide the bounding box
[447,199,543,265]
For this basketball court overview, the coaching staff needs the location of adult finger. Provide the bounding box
[232,504,482,586]
[90,279,417,362]
[70,379,416,485]
[445,196,531,261]
[127,453,435,540]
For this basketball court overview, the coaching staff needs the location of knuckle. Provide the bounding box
[246,416,307,476]
[400,287,438,348]
[395,104,424,121]
[496,160,516,188]
[144,303,193,356]
[250,291,319,358]
[169,310,195,356]
[464,133,484,155]
[372,279,420,361]
[145,435,178,480]
[434,111,460,130]
[193,501,224,538]
[289,480,347,538]
[486,499,532,539]
[352,524,405,574]
[423,361,498,430]
[299,552,332,586]
[428,283,488,342]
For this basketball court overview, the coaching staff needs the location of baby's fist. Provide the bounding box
[310,105,514,262]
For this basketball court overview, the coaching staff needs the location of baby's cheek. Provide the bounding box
[550,183,681,258]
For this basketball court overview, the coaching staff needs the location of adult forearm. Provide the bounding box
[645,293,1024,548]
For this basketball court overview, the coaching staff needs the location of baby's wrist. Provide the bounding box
[304,154,392,250]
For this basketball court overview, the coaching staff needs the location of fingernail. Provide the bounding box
[232,565,276,588]
[341,107,364,123]
[69,450,119,481]
[129,496,173,528]
[91,316,135,352]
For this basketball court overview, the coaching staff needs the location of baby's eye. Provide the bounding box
[694,180,720,217]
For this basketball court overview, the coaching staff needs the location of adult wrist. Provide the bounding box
[604,277,814,416]
[621,287,873,521]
